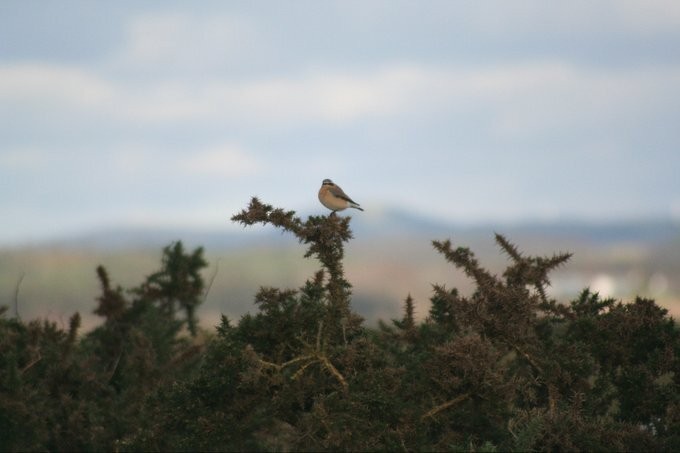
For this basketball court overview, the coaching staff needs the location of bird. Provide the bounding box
[318,179,364,214]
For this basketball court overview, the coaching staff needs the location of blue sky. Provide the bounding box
[1,1,679,245]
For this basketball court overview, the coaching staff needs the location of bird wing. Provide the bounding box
[329,185,359,204]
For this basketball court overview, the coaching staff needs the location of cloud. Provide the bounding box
[112,11,263,72]
[469,62,680,139]
[2,59,679,138]
[617,0,680,34]
[100,142,264,184]
[0,63,114,108]
[0,148,51,170]
[453,0,680,38]
[178,144,262,177]
[671,200,680,221]
[217,65,435,124]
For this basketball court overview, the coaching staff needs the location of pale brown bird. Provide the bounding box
[318,179,364,213]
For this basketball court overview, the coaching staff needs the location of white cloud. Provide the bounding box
[671,200,680,221]
[178,144,262,177]
[617,0,680,34]
[2,60,679,135]
[0,63,115,109]
[433,61,680,140]
[0,148,52,170]
[113,11,262,71]
[454,0,680,38]
[214,65,437,124]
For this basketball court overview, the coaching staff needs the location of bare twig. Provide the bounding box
[509,342,543,374]
[202,259,220,304]
[340,317,348,346]
[13,272,25,320]
[507,418,518,440]
[253,320,349,392]
[108,350,123,383]
[316,320,323,351]
[291,359,317,381]
[20,352,42,374]
[422,393,470,420]
[548,383,558,418]
[319,355,348,392]
[258,354,314,371]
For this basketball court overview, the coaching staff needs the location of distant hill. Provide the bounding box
[36,208,680,251]
[2,210,678,332]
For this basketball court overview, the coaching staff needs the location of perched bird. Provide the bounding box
[318,179,364,213]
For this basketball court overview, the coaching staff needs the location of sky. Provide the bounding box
[1,0,680,245]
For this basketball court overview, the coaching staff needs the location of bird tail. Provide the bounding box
[350,203,364,211]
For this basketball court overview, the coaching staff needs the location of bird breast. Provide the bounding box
[319,186,348,211]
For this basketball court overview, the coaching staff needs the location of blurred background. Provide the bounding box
[1,0,679,329]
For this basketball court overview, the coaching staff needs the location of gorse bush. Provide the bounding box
[0,242,206,451]
[1,198,678,451]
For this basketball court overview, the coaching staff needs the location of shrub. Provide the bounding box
[1,201,678,451]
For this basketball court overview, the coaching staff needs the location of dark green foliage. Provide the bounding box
[1,203,678,451]
[0,241,207,451]
[134,241,207,337]
[94,265,127,321]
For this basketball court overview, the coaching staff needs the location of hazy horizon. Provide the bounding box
[2,203,678,249]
